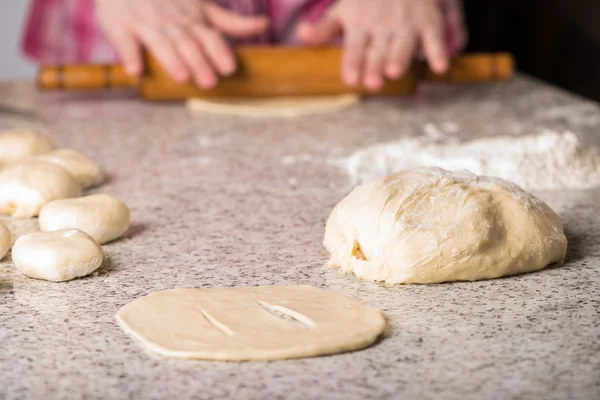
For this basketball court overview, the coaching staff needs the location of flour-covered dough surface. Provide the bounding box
[324,167,567,284]
[12,229,104,282]
[116,285,385,361]
[36,148,104,188]
[39,194,130,244]
[187,95,360,117]
[0,129,55,167]
[0,161,82,218]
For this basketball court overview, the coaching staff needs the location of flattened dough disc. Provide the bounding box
[186,95,360,117]
[115,285,386,361]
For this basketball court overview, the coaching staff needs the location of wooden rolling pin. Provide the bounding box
[38,47,514,100]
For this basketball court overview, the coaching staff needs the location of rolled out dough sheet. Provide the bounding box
[115,285,386,361]
[186,95,360,117]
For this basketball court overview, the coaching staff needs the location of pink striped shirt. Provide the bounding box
[22,0,335,64]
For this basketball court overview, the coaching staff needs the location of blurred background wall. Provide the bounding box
[0,1,36,80]
[464,0,600,102]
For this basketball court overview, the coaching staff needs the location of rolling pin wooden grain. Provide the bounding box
[38,47,514,100]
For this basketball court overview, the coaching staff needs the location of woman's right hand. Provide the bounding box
[95,0,269,88]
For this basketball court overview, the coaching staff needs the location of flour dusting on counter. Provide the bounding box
[281,154,313,165]
[338,130,600,190]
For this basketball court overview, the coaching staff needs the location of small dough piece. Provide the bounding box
[12,229,104,282]
[0,129,55,167]
[36,149,104,188]
[324,167,568,284]
[116,285,386,361]
[0,220,10,260]
[0,161,82,218]
[39,194,130,244]
[187,95,360,118]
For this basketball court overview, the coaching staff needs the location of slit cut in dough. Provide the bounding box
[115,285,385,361]
[186,95,360,117]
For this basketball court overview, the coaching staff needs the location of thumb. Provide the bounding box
[203,3,269,38]
[296,14,341,45]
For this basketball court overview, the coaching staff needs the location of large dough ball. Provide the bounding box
[0,161,82,218]
[0,129,55,167]
[12,229,104,282]
[0,220,10,260]
[39,194,130,244]
[324,167,567,284]
[36,149,104,188]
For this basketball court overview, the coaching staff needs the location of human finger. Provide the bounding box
[342,30,368,87]
[134,23,189,82]
[363,33,391,90]
[164,24,217,88]
[421,21,448,73]
[384,32,417,79]
[105,26,143,76]
[191,25,236,76]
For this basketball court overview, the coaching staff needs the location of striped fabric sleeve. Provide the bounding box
[22,0,118,64]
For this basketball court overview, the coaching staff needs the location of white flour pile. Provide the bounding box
[339,130,600,190]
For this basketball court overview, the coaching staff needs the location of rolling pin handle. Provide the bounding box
[37,64,138,90]
[421,52,515,83]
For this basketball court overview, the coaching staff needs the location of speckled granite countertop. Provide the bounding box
[1,77,599,400]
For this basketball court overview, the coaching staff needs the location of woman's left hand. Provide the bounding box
[297,0,467,90]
